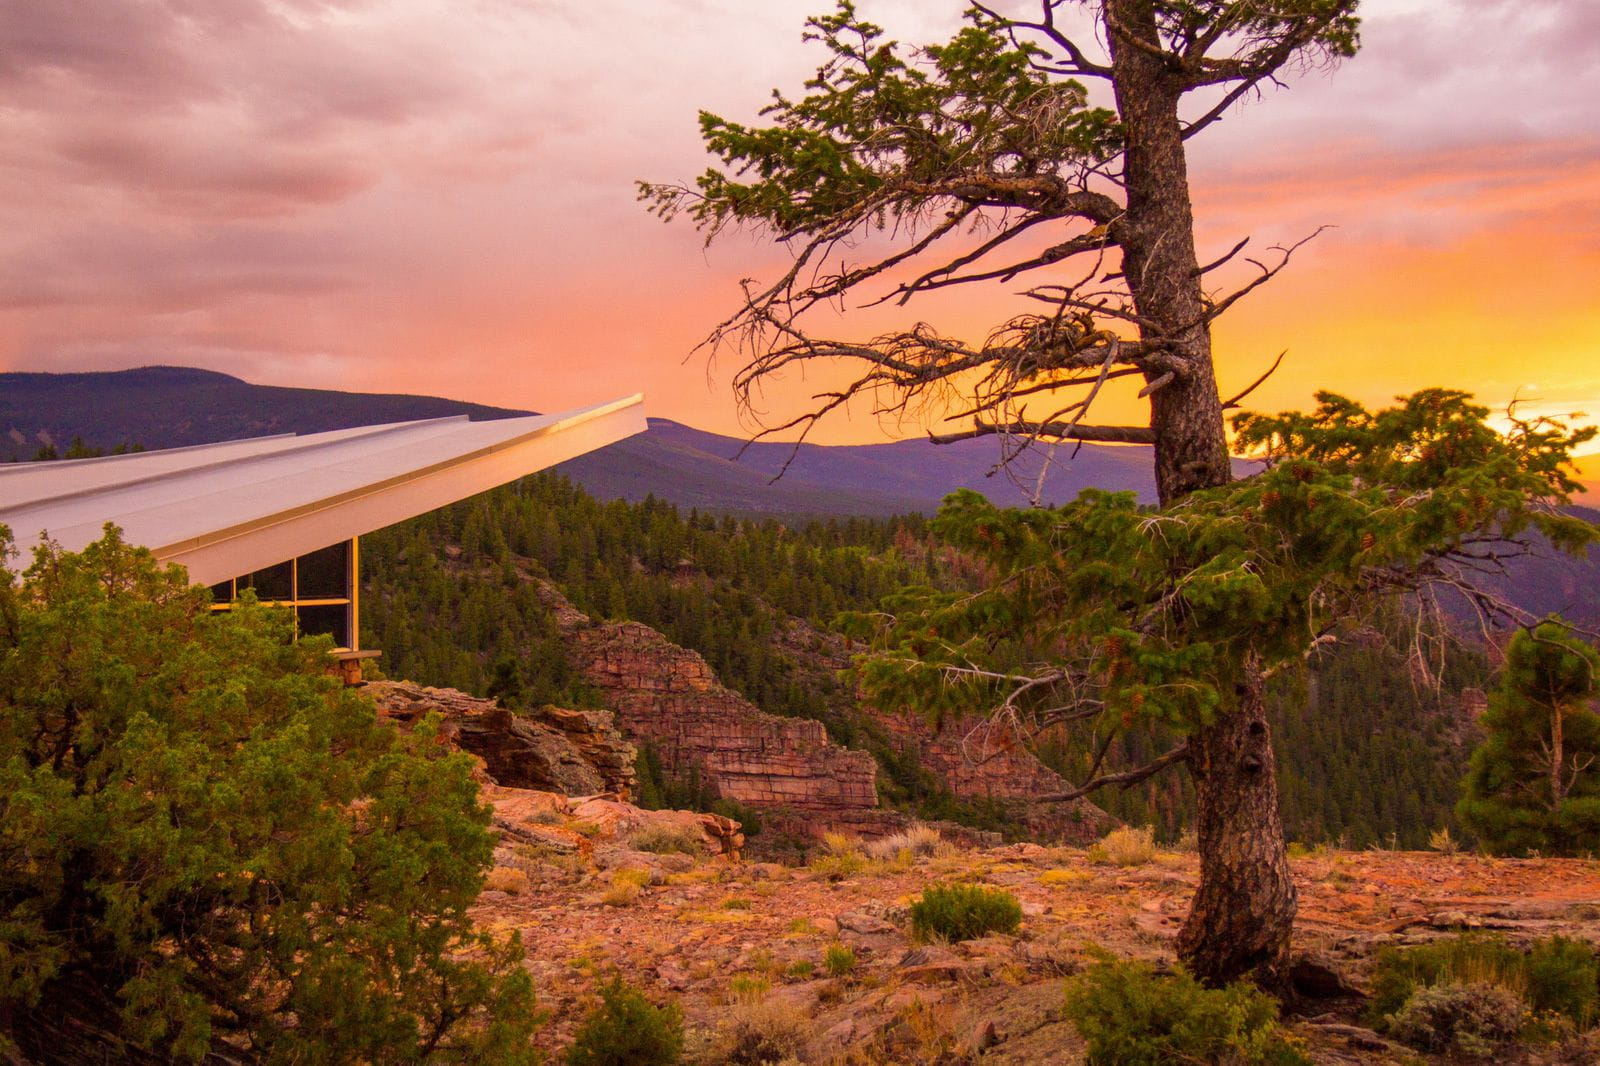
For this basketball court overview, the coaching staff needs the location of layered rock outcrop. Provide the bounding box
[538,585,880,817]
[368,680,637,799]
[878,711,1115,845]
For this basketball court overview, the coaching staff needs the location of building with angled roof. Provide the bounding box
[0,395,646,670]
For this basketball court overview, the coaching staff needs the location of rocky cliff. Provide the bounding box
[537,584,881,816]
[530,580,1113,846]
[367,680,744,857]
[878,711,1115,844]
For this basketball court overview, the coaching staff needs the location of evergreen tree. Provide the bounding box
[842,392,1594,983]
[0,526,538,1063]
[1458,620,1600,856]
[638,0,1600,986]
[641,0,1366,986]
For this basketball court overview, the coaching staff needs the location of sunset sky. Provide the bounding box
[2,0,1596,446]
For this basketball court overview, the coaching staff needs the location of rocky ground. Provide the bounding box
[473,791,1600,1065]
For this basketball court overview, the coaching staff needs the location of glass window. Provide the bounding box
[208,580,234,603]
[296,541,350,599]
[243,560,293,601]
[296,603,350,649]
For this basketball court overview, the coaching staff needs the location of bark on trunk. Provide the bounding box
[1551,702,1567,806]
[1107,1,1233,507]
[1106,0,1296,987]
[1175,666,1298,988]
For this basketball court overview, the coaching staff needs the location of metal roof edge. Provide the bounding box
[1,416,474,512]
[0,432,297,476]
[152,394,645,560]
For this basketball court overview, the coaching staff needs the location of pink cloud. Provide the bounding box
[1,0,1596,444]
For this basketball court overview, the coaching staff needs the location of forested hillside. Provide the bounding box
[362,474,1488,848]
[1039,634,1489,849]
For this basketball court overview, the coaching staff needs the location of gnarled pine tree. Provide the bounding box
[641,2,1595,985]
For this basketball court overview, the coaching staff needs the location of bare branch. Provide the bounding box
[1137,371,1175,399]
[1035,741,1191,803]
[1182,74,1274,140]
[972,1,1115,79]
[1193,236,1250,277]
[930,420,1156,446]
[1221,350,1286,411]
[1203,227,1331,324]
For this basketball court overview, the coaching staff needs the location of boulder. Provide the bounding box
[368,680,637,799]
[570,798,744,857]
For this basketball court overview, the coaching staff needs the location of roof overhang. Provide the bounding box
[0,394,646,586]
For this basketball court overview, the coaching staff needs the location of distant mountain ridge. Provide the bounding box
[0,366,518,457]
[2,365,1167,514]
[7,366,1597,624]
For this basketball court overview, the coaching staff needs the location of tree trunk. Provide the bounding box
[1175,666,1298,988]
[1551,701,1567,806]
[1107,1,1233,507]
[1106,0,1296,986]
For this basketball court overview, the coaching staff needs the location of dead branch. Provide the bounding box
[1036,741,1192,802]
[930,420,1156,445]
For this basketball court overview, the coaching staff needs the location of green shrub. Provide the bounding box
[0,529,537,1064]
[1386,982,1527,1056]
[1524,936,1600,1027]
[1064,957,1309,1066]
[1368,935,1523,1023]
[908,883,1022,942]
[567,977,684,1066]
[823,942,857,978]
[1367,934,1598,1031]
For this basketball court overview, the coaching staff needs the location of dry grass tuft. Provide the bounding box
[809,832,867,880]
[630,823,709,856]
[601,866,652,907]
[1429,826,1460,855]
[483,866,530,895]
[706,995,813,1064]
[863,823,943,862]
[1088,825,1157,867]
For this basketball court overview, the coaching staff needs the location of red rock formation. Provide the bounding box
[537,584,880,816]
[571,619,879,811]
[368,680,638,800]
[531,580,1115,844]
[877,711,1114,845]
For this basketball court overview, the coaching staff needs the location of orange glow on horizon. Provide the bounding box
[0,1,1595,451]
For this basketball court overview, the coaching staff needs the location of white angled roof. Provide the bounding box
[0,394,646,585]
